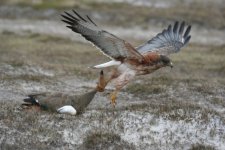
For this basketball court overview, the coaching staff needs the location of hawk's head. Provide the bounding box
[160,55,173,68]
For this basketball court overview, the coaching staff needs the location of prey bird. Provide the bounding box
[22,71,105,115]
[61,10,191,106]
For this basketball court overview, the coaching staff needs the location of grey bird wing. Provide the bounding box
[61,10,144,62]
[137,21,191,55]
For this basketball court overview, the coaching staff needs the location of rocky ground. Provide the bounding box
[0,1,225,150]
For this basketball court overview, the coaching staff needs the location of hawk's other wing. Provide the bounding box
[61,10,143,62]
[137,21,191,55]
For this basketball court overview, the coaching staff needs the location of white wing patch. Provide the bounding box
[57,105,77,115]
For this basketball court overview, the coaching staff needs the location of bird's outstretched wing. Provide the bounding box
[61,10,143,62]
[137,21,191,55]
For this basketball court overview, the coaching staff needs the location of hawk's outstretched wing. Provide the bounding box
[137,21,191,55]
[61,10,143,62]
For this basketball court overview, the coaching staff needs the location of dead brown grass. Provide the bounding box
[190,143,216,150]
[82,131,135,149]
[0,32,108,80]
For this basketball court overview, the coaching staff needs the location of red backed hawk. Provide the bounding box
[61,10,191,106]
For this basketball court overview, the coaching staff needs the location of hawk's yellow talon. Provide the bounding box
[110,91,117,107]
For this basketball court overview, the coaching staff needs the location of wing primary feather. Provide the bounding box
[184,25,191,38]
[86,15,97,26]
[184,35,191,45]
[173,21,179,40]
[162,29,170,41]
[61,14,76,23]
[61,19,73,25]
[62,10,144,62]
[158,34,167,43]
[64,11,79,21]
[136,21,191,55]
[66,25,73,29]
[72,10,87,22]
[168,24,174,40]
[167,24,172,31]
[179,21,185,35]
[173,21,179,33]
[67,26,78,32]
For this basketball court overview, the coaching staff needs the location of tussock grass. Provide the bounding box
[210,97,225,107]
[82,131,135,150]
[190,143,216,150]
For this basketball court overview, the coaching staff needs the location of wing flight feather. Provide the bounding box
[61,10,143,62]
[137,21,191,55]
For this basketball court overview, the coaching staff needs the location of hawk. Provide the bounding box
[61,10,191,106]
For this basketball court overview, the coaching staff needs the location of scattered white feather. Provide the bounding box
[93,60,121,69]
[57,105,77,115]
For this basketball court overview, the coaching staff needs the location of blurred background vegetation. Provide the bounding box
[0,0,225,29]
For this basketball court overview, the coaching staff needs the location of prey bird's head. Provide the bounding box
[160,55,173,68]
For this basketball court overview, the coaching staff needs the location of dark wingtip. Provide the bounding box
[167,24,172,31]
[61,19,73,25]
[184,35,191,45]
[86,15,97,26]
[61,14,75,23]
[66,25,73,29]
[61,14,67,18]
[179,21,185,35]
[72,9,87,22]
[72,9,77,14]
[181,21,185,26]
[64,11,79,21]
[184,25,191,38]
[173,21,179,33]
[60,14,67,20]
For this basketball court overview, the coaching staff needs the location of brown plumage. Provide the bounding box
[61,10,192,106]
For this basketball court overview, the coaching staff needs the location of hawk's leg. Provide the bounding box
[109,70,136,107]
[96,69,119,92]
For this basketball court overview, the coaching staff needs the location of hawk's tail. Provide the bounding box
[91,60,121,69]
